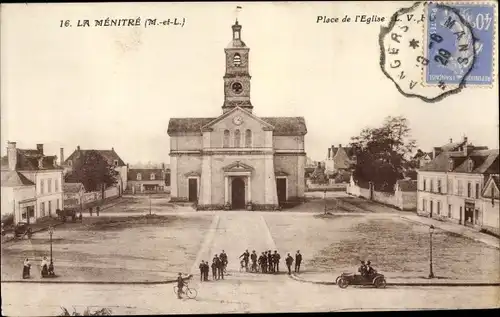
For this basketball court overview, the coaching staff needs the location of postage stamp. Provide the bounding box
[424,1,497,87]
[380,2,476,103]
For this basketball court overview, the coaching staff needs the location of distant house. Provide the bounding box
[1,142,63,225]
[62,145,128,195]
[127,164,169,194]
[481,175,500,235]
[63,183,85,209]
[325,144,355,176]
[413,149,433,169]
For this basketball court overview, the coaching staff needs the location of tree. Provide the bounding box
[350,116,416,192]
[66,150,118,192]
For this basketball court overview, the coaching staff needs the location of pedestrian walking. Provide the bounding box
[199,261,205,282]
[211,258,217,280]
[295,250,302,273]
[285,253,294,275]
[273,250,281,273]
[96,206,100,216]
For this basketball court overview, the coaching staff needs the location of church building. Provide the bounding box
[167,20,307,210]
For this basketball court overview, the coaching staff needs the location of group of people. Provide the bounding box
[239,249,302,275]
[358,260,376,277]
[198,250,228,282]
[22,256,55,279]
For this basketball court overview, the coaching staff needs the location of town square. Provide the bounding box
[1,2,499,315]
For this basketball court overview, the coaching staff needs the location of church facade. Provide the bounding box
[167,20,307,210]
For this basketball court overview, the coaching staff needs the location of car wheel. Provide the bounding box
[338,277,349,289]
[374,277,386,288]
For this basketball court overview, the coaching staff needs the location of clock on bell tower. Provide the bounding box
[222,19,253,113]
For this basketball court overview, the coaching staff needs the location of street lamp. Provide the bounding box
[428,225,435,279]
[48,226,54,263]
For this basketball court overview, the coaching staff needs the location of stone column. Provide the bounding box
[170,156,178,198]
[297,154,306,199]
[224,176,229,204]
[264,154,278,206]
[247,175,252,203]
[200,155,212,205]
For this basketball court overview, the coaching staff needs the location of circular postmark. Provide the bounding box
[379,1,477,103]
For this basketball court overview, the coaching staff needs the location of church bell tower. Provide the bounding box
[222,20,253,113]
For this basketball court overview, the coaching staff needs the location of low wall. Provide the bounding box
[347,184,416,211]
[306,183,347,192]
[104,186,119,199]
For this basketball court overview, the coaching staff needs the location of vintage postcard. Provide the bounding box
[1,1,499,315]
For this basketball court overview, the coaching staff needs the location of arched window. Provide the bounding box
[223,130,230,148]
[150,173,155,180]
[234,129,241,147]
[137,173,142,180]
[233,53,241,67]
[245,129,252,147]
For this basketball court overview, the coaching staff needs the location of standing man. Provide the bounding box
[250,250,258,272]
[295,250,302,273]
[273,250,281,273]
[217,255,224,280]
[177,273,184,299]
[199,261,205,282]
[220,250,228,273]
[204,260,210,281]
[214,255,221,280]
[267,250,273,273]
[211,257,218,280]
[239,249,250,271]
[262,252,268,273]
[285,253,294,275]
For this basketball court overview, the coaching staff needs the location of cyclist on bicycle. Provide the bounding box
[239,249,250,270]
[177,273,185,299]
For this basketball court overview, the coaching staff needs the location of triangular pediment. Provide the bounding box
[184,171,201,177]
[222,161,254,172]
[201,107,274,132]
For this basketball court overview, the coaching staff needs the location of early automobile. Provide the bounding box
[14,222,33,239]
[336,271,387,288]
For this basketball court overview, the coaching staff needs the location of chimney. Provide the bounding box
[7,141,17,171]
[339,144,342,148]
[162,163,165,170]
[328,148,331,159]
[463,136,468,143]
[36,144,44,155]
[449,138,453,143]
[60,148,64,165]
[112,147,115,152]
[77,145,80,151]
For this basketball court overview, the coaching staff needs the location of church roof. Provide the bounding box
[168,116,307,136]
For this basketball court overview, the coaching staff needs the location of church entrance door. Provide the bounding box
[276,178,287,205]
[231,177,246,210]
[188,178,198,202]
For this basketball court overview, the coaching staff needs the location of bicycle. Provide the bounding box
[173,284,197,299]
[239,260,249,273]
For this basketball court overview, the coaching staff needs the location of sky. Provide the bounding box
[1,2,498,164]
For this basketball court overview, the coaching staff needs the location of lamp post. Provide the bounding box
[428,225,435,279]
[149,195,152,216]
[48,226,54,263]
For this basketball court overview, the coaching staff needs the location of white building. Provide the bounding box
[417,136,499,234]
[1,142,64,224]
